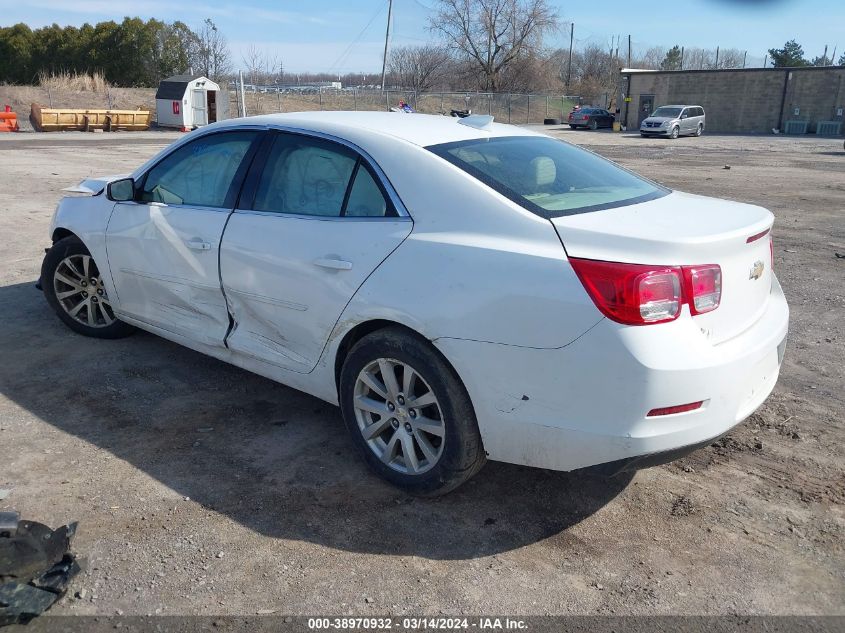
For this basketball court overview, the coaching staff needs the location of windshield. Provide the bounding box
[651,107,682,118]
[427,136,668,218]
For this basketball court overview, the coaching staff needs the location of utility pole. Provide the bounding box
[566,22,574,92]
[627,34,631,67]
[742,50,747,68]
[238,69,247,117]
[822,44,828,65]
[680,46,684,70]
[831,46,837,66]
[715,46,720,69]
[380,0,393,91]
[763,55,767,68]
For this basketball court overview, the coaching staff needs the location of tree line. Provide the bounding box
[0,17,231,86]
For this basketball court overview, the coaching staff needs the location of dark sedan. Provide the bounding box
[568,108,615,130]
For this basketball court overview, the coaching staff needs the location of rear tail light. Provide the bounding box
[569,258,722,326]
[568,259,682,325]
[683,264,721,314]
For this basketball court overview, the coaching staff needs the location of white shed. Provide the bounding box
[155,74,227,130]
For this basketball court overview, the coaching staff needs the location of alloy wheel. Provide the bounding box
[53,254,116,328]
[353,358,445,475]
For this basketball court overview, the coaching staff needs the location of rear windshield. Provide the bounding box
[652,107,682,118]
[427,136,668,218]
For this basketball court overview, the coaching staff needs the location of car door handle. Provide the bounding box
[313,257,353,271]
[185,238,212,251]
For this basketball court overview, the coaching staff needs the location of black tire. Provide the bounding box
[588,119,598,130]
[42,235,135,339]
[569,124,577,130]
[640,133,648,137]
[695,123,704,137]
[339,327,486,496]
[543,118,561,125]
[670,125,680,139]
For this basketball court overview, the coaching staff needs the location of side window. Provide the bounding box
[254,134,356,216]
[140,131,257,207]
[345,166,390,217]
[698,107,705,117]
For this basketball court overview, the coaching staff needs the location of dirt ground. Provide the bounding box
[0,126,843,617]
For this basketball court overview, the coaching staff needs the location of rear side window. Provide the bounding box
[345,166,388,217]
[252,133,394,217]
[140,131,257,207]
[428,136,668,218]
[254,134,357,216]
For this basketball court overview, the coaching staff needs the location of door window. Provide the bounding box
[345,166,389,217]
[253,134,393,217]
[139,131,257,207]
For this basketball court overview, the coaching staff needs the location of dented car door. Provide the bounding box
[220,130,412,373]
[105,130,261,346]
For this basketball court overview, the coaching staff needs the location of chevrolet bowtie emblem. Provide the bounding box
[749,260,765,280]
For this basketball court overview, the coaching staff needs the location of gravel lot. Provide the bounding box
[0,127,843,617]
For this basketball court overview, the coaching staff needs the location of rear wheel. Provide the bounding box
[670,125,680,139]
[339,327,486,496]
[42,236,135,339]
[695,123,704,137]
[569,124,577,130]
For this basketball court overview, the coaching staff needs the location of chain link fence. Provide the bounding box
[228,87,580,126]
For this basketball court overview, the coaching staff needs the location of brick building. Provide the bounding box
[618,66,845,135]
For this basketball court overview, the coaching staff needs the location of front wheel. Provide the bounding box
[339,327,486,496]
[42,236,135,339]
[588,119,598,130]
[670,125,680,139]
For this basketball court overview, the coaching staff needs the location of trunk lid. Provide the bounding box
[552,191,774,344]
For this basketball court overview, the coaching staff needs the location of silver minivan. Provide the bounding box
[640,105,705,139]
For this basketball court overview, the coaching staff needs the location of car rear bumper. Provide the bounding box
[583,428,733,477]
[434,277,789,472]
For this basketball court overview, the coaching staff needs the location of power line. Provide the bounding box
[327,0,389,74]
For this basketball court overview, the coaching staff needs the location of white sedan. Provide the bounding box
[41,112,789,495]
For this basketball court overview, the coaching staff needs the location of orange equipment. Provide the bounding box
[0,105,19,132]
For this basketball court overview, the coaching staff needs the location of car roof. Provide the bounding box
[657,104,701,108]
[217,111,538,148]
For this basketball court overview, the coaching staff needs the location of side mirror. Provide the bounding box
[107,177,135,202]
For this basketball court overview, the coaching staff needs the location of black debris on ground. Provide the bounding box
[0,512,80,626]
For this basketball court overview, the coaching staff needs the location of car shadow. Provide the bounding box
[0,280,632,561]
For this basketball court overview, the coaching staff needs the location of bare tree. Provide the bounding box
[241,45,282,85]
[683,47,714,70]
[193,18,231,82]
[716,48,745,69]
[429,0,558,91]
[387,45,451,92]
[633,46,666,69]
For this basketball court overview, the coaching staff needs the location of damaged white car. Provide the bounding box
[42,112,789,495]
